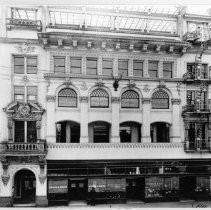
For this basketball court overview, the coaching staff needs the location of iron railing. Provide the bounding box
[184,138,211,151]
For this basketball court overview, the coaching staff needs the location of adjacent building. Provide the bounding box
[0,4,211,207]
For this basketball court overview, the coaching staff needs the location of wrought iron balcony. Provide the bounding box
[6,18,42,31]
[183,31,200,42]
[184,138,211,152]
[1,139,46,155]
[182,104,210,114]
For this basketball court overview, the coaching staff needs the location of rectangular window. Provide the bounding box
[27,86,37,102]
[163,62,173,78]
[133,60,143,77]
[86,58,97,75]
[54,57,65,73]
[14,56,24,74]
[148,61,158,78]
[14,86,25,102]
[70,57,81,74]
[27,57,37,74]
[102,59,113,76]
[201,64,208,79]
[118,59,128,76]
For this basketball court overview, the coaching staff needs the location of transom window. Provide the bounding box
[58,88,77,107]
[14,56,37,74]
[121,90,139,108]
[152,90,169,109]
[54,57,65,73]
[90,89,109,108]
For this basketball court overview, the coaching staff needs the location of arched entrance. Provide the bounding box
[13,169,36,204]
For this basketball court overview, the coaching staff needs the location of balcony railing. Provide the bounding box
[1,140,46,154]
[183,31,200,42]
[184,138,211,152]
[6,18,42,31]
[182,104,210,114]
[183,71,209,82]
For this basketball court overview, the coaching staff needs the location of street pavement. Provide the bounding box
[2,200,211,209]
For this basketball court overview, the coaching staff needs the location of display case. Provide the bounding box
[145,177,179,202]
[194,177,210,200]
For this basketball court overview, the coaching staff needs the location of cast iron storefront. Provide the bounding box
[47,160,211,205]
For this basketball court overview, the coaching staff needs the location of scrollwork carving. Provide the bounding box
[39,174,46,184]
[1,174,10,186]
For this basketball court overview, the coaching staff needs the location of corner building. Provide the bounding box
[0,5,211,207]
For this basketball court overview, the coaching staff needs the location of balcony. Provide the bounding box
[182,72,209,83]
[183,31,200,42]
[182,104,210,115]
[184,138,211,152]
[0,140,47,156]
[6,18,42,31]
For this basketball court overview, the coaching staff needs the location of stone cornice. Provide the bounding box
[0,37,39,45]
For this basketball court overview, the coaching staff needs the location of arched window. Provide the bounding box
[58,88,77,107]
[121,90,139,108]
[152,90,169,109]
[90,89,109,108]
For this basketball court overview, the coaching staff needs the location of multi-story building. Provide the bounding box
[0,4,211,207]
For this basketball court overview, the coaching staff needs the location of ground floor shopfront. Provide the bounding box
[46,160,211,206]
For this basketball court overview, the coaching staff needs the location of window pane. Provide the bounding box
[102,59,112,76]
[54,57,65,73]
[118,60,128,70]
[58,88,77,107]
[14,86,24,94]
[149,70,157,78]
[27,86,37,102]
[163,62,172,79]
[149,61,158,70]
[118,69,128,76]
[27,57,37,74]
[163,71,172,78]
[152,90,169,109]
[87,58,97,75]
[71,57,81,74]
[14,57,24,74]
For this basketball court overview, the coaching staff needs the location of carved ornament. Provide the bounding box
[111,97,120,103]
[80,96,89,103]
[15,43,35,54]
[1,174,10,186]
[171,99,181,105]
[39,174,46,184]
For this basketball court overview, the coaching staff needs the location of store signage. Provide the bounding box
[48,179,68,194]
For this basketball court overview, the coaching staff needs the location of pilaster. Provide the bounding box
[142,98,151,142]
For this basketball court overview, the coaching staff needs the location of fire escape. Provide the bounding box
[182,27,211,152]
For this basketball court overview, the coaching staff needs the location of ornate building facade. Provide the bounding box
[0,4,211,207]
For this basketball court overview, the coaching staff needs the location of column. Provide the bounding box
[46,95,56,143]
[80,96,89,143]
[41,6,48,32]
[142,98,151,142]
[66,122,71,143]
[111,97,120,143]
[171,99,181,142]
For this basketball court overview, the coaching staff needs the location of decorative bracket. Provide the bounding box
[95,79,104,87]
[1,174,10,186]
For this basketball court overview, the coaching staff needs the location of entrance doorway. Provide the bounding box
[126,178,145,201]
[68,179,88,201]
[180,176,196,200]
[14,169,36,204]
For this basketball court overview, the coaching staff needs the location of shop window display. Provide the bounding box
[194,177,210,199]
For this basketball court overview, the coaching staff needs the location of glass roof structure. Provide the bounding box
[48,5,180,33]
[11,7,37,20]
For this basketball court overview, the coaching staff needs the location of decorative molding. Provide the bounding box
[127,80,136,89]
[73,40,77,47]
[58,39,63,47]
[80,96,89,103]
[39,174,46,184]
[156,45,161,52]
[143,84,150,93]
[14,43,35,54]
[46,95,56,102]
[142,98,151,104]
[80,81,88,91]
[23,75,29,83]
[102,42,106,49]
[158,80,166,88]
[116,43,120,50]
[95,78,104,87]
[87,41,92,48]
[63,77,72,87]
[1,174,10,186]
[142,44,148,51]
[171,98,181,105]
[169,46,174,53]
[47,142,184,149]
[111,97,120,103]
[129,44,134,50]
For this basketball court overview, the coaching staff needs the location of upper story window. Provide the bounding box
[11,8,37,20]
[70,57,81,74]
[121,90,139,108]
[187,63,208,79]
[14,86,37,102]
[187,90,207,110]
[14,56,37,74]
[58,88,77,107]
[148,61,158,78]
[118,59,128,76]
[87,58,97,75]
[90,89,109,108]
[152,90,169,109]
[54,57,65,73]
[133,60,143,77]
[102,59,113,76]
[163,62,173,79]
